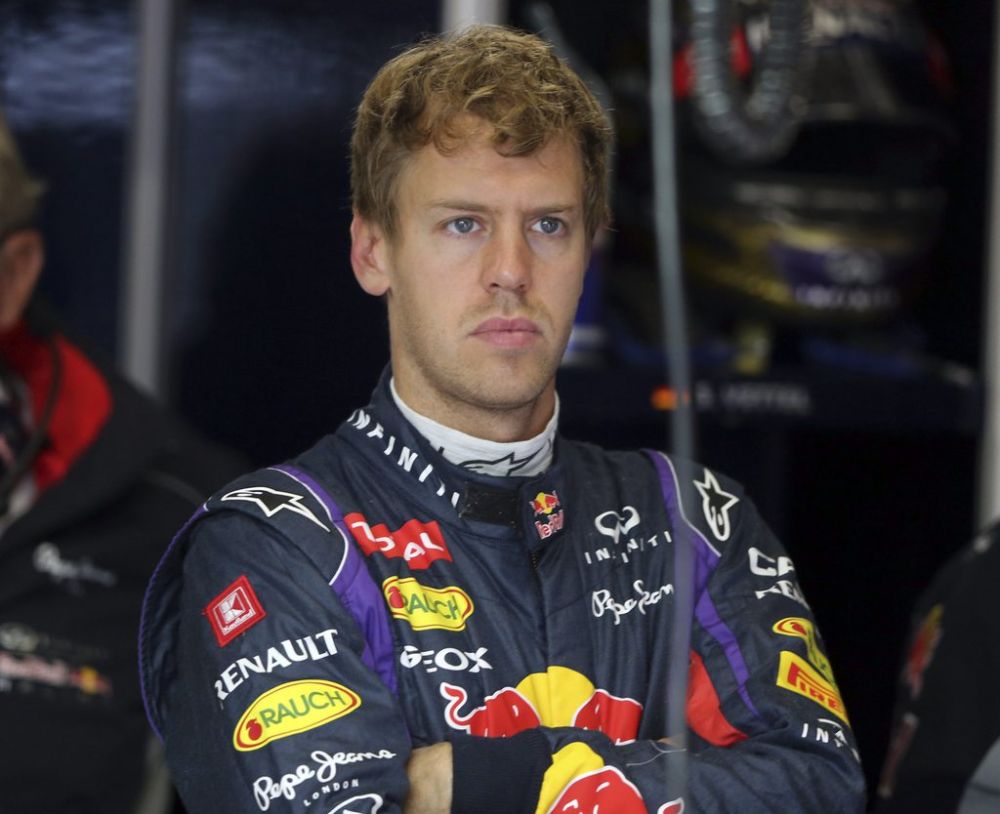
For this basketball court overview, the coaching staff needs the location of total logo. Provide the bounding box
[441,665,642,744]
[399,645,492,674]
[344,512,452,570]
[382,576,474,631]
[530,491,565,540]
[233,679,361,751]
[586,506,671,567]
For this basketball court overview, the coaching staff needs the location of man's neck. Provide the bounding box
[390,379,558,477]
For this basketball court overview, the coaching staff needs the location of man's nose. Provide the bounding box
[482,226,532,293]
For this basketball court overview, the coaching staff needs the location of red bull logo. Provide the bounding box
[531,492,560,515]
[530,491,565,540]
[440,666,641,743]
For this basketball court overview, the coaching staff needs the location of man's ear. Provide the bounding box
[350,212,391,297]
[0,229,43,331]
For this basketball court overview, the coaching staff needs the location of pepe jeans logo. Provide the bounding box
[233,679,361,751]
[382,577,474,631]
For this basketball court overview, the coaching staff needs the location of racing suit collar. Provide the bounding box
[340,367,570,545]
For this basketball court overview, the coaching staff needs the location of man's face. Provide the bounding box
[353,122,589,438]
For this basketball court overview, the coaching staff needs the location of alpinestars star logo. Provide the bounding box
[460,450,540,476]
[221,486,330,531]
[694,469,739,542]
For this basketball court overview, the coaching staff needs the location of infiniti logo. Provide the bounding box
[594,507,640,544]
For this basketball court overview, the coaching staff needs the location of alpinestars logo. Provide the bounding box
[221,486,330,531]
[693,469,739,542]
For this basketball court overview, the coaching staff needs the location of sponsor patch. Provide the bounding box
[400,645,492,674]
[205,575,267,647]
[585,506,670,567]
[251,749,394,811]
[233,679,361,751]
[531,491,565,540]
[591,579,674,625]
[221,486,330,531]
[345,512,452,570]
[773,617,833,683]
[382,576,473,631]
[776,651,849,723]
[215,628,339,702]
[693,469,739,541]
[904,604,942,700]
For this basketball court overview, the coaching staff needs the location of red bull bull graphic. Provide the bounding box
[545,766,646,814]
[382,576,473,631]
[530,491,564,540]
[345,512,452,570]
[440,665,641,743]
[538,743,684,814]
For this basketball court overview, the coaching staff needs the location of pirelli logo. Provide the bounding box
[776,651,849,724]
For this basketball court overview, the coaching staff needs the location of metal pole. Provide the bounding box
[442,0,506,32]
[978,5,1000,527]
[120,0,179,396]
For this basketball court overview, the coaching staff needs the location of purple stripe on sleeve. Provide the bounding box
[274,464,399,697]
[646,451,760,717]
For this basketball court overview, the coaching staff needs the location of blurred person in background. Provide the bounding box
[0,111,244,813]
[876,520,1000,812]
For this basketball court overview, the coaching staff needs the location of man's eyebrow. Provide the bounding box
[426,200,581,215]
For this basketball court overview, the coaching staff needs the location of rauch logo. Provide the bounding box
[382,576,474,631]
[233,679,361,751]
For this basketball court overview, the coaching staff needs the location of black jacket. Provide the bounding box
[876,521,1000,812]
[0,311,244,813]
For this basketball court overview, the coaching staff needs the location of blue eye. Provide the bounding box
[448,217,478,234]
[535,218,563,235]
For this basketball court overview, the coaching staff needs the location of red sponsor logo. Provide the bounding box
[204,575,266,647]
[531,491,561,516]
[345,512,452,570]
[530,491,565,539]
[546,766,646,814]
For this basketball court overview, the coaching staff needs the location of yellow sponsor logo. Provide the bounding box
[233,679,361,751]
[776,651,849,723]
[773,617,834,682]
[383,576,474,631]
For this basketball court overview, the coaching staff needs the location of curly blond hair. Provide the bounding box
[351,24,612,240]
[0,112,44,240]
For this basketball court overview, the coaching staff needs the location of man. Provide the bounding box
[141,25,866,813]
[876,520,1000,812]
[0,114,245,812]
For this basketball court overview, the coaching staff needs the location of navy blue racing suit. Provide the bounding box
[140,370,865,813]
